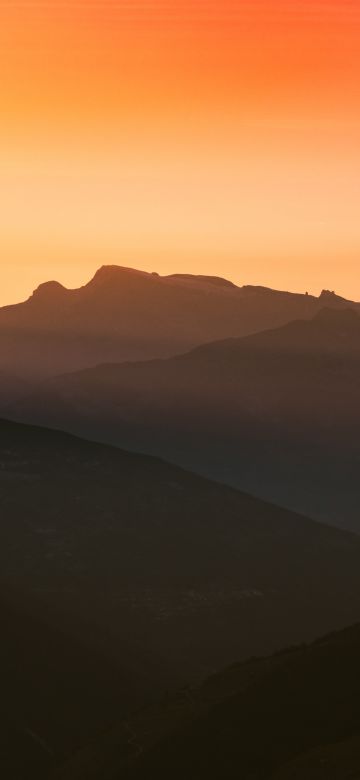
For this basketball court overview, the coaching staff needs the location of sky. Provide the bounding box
[0,0,359,304]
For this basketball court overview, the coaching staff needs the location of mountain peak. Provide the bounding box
[319,289,348,303]
[167,273,236,289]
[89,265,151,287]
[31,280,67,301]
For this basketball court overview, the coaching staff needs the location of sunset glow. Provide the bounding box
[1,0,359,303]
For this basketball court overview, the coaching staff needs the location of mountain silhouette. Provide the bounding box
[0,264,358,378]
[12,307,360,530]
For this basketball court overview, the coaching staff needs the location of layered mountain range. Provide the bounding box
[1,265,359,778]
[0,265,357,378]
[10,302,360,530]
[2,417,360,776]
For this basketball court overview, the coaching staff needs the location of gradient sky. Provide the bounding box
[1,0,359,304]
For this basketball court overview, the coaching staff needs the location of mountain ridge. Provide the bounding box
[12,307,359,529]
[0,264,358,379]
[1,413,360,675]
[24,265,360,304]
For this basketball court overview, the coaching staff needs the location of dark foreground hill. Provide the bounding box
[0,264,358,378]
[0,591,139,780]
[17,307,360,530]
[1,418,360,777]
[54,623,360,780]
[3,415,360,678]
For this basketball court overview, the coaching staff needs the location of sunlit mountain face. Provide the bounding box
[1,0,360,303]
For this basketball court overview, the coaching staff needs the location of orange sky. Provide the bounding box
[0,0,359,304]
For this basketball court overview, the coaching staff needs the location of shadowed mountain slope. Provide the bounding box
[0,264,358,378]
[129,622,360,780]
[3,415,360,674]
[0,590,141,780]
[13,307,360,530]
[2,417,360,687]
[52,623,360,780]
[1,419,360,777]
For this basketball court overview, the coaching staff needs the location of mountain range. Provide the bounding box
[2,417,360,776]
[1,265,360,778]
[0,264,358,378]
[11,305,360,530]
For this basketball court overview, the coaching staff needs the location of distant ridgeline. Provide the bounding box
[0,264,357,378]
[7,301,360,532]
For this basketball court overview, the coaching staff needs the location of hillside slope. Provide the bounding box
[0,590,137,780]
[1,418,360,778]
[1,416,360,682]
[13,308,360,529]
[125,622,360,780]
[52,623,360,780]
